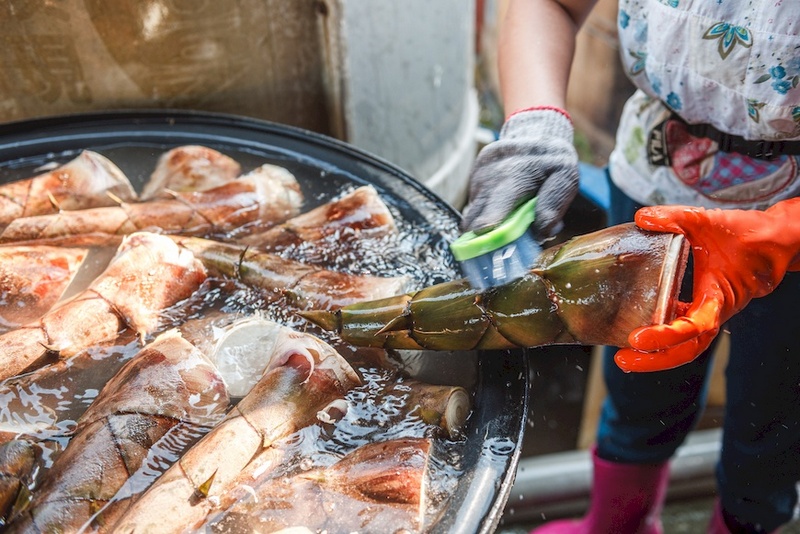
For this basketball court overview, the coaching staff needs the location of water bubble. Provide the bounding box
[299,458,313,471]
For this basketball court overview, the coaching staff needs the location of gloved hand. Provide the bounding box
[461,107,580,238]
[615,198,800,372]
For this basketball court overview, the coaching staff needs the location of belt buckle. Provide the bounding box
[755,140,781,160]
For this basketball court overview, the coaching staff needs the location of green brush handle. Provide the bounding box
[451,197,538,261]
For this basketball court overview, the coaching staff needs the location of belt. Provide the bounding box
[674,116,800,160]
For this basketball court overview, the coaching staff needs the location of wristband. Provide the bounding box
[501,105,575,144]
[505,105,573,125]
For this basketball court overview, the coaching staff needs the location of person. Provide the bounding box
[462,1,800,532]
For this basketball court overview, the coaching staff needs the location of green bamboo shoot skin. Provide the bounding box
[301,223,688,351]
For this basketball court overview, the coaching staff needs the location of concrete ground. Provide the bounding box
[498,497,800,533]
[497,497,720,533]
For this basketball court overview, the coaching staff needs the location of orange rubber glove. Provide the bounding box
[615,198,800,372]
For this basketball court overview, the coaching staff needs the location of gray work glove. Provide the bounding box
[461,108,580,239]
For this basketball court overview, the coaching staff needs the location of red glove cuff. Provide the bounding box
[505,106,573,125]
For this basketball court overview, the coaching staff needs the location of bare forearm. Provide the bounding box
[499,0,598,115]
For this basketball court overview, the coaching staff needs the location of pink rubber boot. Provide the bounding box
[531,447,669,534]
[707,500,730,534]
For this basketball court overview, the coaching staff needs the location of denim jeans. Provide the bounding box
[596,172,800,531]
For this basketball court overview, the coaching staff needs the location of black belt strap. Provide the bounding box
[674,115,800,159]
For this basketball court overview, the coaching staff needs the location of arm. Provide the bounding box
[462,0,598,237]
[499,0,597,113]
[615,198,800,372]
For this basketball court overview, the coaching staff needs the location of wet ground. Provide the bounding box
[499,497,800,533]
[498,497,721,533]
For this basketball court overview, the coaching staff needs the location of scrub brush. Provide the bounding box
[450,197,542,290]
